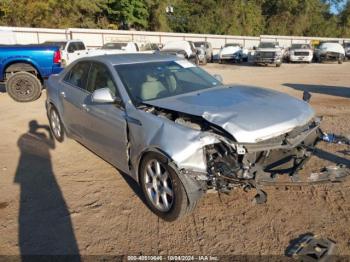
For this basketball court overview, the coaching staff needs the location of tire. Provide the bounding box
[140,152,192,221]
[6,71,42,102]
[48,106,64,142]
[338,56,343,64]
[276,63,282,67]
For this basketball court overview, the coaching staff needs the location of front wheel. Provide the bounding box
[6,72,42,102]
[140,153,192,221]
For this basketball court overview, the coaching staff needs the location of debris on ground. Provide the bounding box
[322,133,350,145]
[285,233,336,261]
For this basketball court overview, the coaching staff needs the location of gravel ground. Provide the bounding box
[0,62,349,257]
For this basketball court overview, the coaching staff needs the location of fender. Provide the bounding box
[1,58,42,80]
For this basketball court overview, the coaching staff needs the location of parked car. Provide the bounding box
[0,44,63,102]
[254,42,283,67]
[42,40,88,66]
[160,41,199,65]
[218,43,248,63]
[343,42,350,59]
[140,43,163,52]
[196,47,207,65]
[286,44,314,63]
[46,54,322,221]
[314,42,345,64]
[90,42,140,56]
[194,41,213,62]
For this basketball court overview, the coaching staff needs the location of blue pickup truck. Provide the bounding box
[0,45,63,102]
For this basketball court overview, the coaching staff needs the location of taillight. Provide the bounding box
[53,50,61,64]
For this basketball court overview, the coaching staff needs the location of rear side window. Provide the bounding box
[76,42,85,50]
[67,43,76,53]
[64,62,91,89]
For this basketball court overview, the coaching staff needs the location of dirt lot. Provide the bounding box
[0,62,350,257]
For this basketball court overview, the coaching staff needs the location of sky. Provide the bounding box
[330,0,347,14]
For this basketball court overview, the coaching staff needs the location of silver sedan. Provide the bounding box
[46,54,320,221]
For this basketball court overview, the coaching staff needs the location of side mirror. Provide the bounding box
[91,88,116,104]
[213,74,223,82]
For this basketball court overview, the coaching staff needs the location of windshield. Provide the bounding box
[102,42,128,50]
[115,60,220,104]
[259,42,278,48]
[42,41,66,50]
[194,42,206,48]
[291,44,311,50]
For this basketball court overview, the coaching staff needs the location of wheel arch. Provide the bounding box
[136,147,204,207]
[137,147,174,184]
[3,60,42,82]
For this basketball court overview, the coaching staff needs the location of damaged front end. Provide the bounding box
[205,119,321,192]
[132,101,349,204]
[203,117,349,202]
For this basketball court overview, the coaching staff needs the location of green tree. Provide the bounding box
[339,1,350,37]
[106,0,149,29]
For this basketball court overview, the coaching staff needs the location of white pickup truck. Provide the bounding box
[42,40,89,66]
[88,42,141,56]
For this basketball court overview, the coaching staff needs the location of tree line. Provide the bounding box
[0,0,349,38]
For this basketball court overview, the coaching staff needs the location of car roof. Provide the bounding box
[79,53,180,66]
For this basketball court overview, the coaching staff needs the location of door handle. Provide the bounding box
[82,104,90,112]
[60,91,66,98]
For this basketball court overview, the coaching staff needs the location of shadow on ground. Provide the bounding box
[314,148,350,167]
[284,83,350,99]
[14,120,80,260]
[0,83,5,93]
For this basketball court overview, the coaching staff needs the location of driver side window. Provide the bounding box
[87,63,119,98]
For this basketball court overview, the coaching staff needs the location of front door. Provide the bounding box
[82,62,129,172]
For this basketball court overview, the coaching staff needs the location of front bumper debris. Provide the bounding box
[286,233,336,261]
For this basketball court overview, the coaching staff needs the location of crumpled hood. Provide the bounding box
[146,86,315,143]
[220,46,241,55]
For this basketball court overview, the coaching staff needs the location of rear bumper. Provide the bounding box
[52,66,64,75]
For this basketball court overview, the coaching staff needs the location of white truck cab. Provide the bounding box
[42,40,88,66]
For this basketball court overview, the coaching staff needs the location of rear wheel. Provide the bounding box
[49,106,64,142]
[6,72,42,102]
[140,153,192,221]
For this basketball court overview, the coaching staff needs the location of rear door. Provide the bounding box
[60,61,92,141]
[82,62,129,171]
